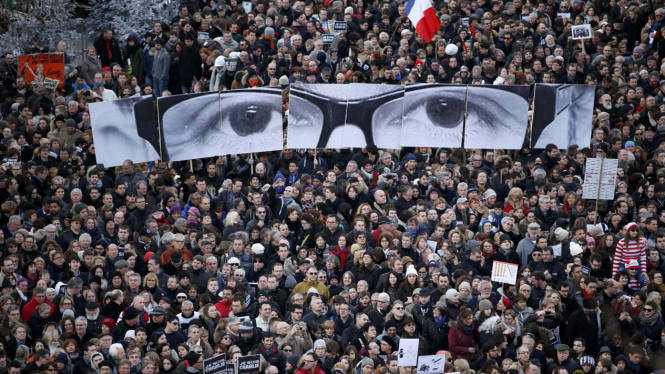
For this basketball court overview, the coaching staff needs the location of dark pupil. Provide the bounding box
[231,104,268,136]
[426,97,464,127]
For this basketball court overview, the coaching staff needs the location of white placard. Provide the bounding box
[551,243,562,258]
[427,240,438,251]
[582,158,618,200]
[242,1,253,13]
[417,356,446,374]
[572,24,592,40]
[491,261,518,285]
[557,12,571,19]
[397,339,420,366]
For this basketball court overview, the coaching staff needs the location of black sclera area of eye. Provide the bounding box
[229,103,272,136]
[426,97,465,127]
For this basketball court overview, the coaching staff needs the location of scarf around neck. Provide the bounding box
[639,310,660,327]
[456,317,474,335]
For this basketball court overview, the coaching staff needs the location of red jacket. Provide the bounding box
[22,295,57,323]
[329,246,350,271]
[295,364,326,374]
[447,321,477,361]
[215,300,232,318]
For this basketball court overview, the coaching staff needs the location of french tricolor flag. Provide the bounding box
[406,0,441,43]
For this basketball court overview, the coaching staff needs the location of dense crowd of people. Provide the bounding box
[2,1,665,374]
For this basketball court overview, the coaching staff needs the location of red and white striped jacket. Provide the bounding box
[612,237,647,277]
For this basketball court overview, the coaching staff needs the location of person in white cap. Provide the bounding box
[209,56,226,91]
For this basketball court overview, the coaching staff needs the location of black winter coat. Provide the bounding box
[355,265,379,290]
[179,44,201,88]
[93,34,123,67]
[422,315,448,353]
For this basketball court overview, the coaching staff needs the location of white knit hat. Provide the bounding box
[405,265,417,277]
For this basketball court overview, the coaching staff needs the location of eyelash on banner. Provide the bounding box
[165,92,281,156]
[464,98,518,139]
[394,92,467,143]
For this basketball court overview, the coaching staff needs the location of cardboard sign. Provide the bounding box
[322,34,335,44]
[203,354,226,374]
[243,1,253,13]
[417,356,446,374]
[582,158,618,200]
[237,355,261,374]
[334,21,347,30]
[491,260,518,285]
[551,243,562,258]
[397,339,419,366]
[18,53,65,90]
[572,24,592,40]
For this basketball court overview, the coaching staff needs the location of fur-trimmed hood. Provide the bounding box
[385,310,413,321]
[478,316,502,334]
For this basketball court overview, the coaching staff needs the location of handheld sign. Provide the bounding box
[572,24,592,40]
[397,339,419,366]
[491,261,518,285]
[334,21,347,31]
[223,363,235,374]
[18,53,65,90]
[322,34,335,44]
[203,354,226,374]
[417,356,446,374]
[238,355,261,374]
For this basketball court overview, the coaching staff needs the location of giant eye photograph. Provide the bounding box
[288,83,350,149]
[346,83,405,148]
[399,84,468,148]
[159,89,282,161]
[532,84,595,149]
[464,85,530,150]
[89,96,161,166]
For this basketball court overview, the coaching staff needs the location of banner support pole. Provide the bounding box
[594,158,603,225]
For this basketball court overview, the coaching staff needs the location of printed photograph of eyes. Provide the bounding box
[464,85,530,150]
[89,96,160,167]
[160,89,282,161]
[400,84,468,148]
[288,83,349,149]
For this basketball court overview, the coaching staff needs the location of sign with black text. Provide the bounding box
[237,355,261,374]
[203,354,226,374]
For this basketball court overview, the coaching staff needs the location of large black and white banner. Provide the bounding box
[288,84,349,149]
[89,95,161,167]
[289,84,535,150]
[90,89,283,166]
[464,85,530,149]
[531,84,595,149]
[400,84,467,148]
[288,83,405,149]
[158,88,283,161]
